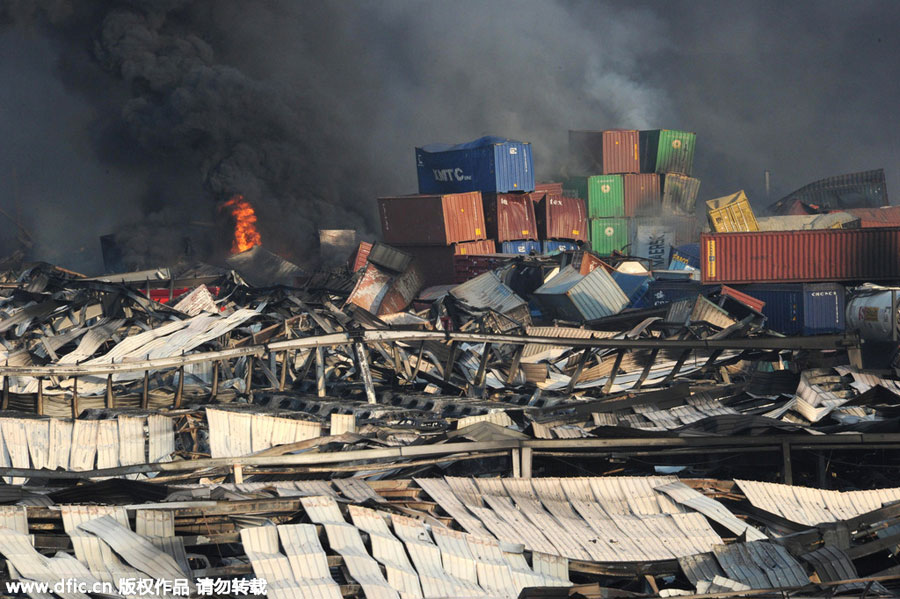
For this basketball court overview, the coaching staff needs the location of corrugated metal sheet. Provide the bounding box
[706,191,758,232]
[366,243,414,273]
[378,192,486,245]
[533,265,629,321]
[0,527,93,599]
[736,479,900,526]
[413,478,491,537]
[135,510,175,538]
[483,192,538,241]
[226,246,306,287]
[640,130,697,175]
[450,271,527,315]
[737,283,845,335]
[770,169,888,214]
[712,542,808,590]
[534,182,563,197]
[655,481,767,541]
[349,241,373,272]
[587,174,625,217]
[590,218,631,255]
[757,213,859,231]
[276,524,344,599]
[500,240,540,255]
[148,414,174,463]
[348,506,422,598]
[416,136,534,194]
[207,408,320,458]
[843,205,900,227]
[667,295,736,329]
[623,173,661,216]
[568,129,640,175]
[397,241,497,288]
[662,174,701,214]
[534,193,588,241]
[702,227,900,283]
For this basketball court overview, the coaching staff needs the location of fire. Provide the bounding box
[223,195,262,254]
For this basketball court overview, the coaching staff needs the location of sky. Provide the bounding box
[0,0,898,273]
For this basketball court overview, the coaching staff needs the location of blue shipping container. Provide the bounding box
[736,283,845,336]
[543,240,578,254]
[500,240,541,255]
[416,136,535,195]
[612,272,651,305]
[633,280,712,309]
[669,243,701,270]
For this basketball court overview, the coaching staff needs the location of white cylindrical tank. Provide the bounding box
[846,285,900,341]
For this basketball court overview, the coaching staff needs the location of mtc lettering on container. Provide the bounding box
[415,136,534,195]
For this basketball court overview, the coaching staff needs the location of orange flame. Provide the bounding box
[223,194,262,254]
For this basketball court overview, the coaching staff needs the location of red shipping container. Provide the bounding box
[453,253,513,283]
[533,182,564,198]
[348,241,372,272]
[482,193,538,241]
[701,228,900,284]
[568,130,640,175]
[395,240,497,287]
[534,194,588,242]
[623,173,661,216]
[378,192,486,245]
[840,206,900,227]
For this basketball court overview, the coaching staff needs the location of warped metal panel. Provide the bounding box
[465,534,520,598]
[678,552,726,587]
[0,505,28,534]
[147,415,174,463]
[148,536,191,579]
[571,500,645,562]
[431,527,479,585]
[251,413,275,453]
[22,419,48,471]
[481,495,562,556]
[299,495,345,524]
[0,419,29,485]
[48,418,73,471]
[117,415,145,466]
[510,496,592,561]
[349,506,421,597]
[502,550,548,590]
[0,528,92,599]
[69,420,98,472]
[390,514,484,598]
[531,552,571,586]
[415,478,491,537]
[655,481,767,541]
[135,510,175,538]
[323,522,400,599]
[95,420,119,470]
[276,524,343,599]
[60,505,139,587]
[240,526,308,598]
[335,479,387,504]
[78,516,191,584]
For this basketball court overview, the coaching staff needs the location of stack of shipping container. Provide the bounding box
[565,129,700,268]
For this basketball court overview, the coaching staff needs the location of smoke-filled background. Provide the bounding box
[0,0,898,273]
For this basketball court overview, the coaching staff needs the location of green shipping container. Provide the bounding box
[588,175,625,218]
[640,129,696,176]
[563,177,588,200]
[662,174,701,214]
[590,218,631,255]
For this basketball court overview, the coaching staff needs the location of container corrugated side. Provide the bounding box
[450,271,527,315]
[366,242,413,273]
[483,193,538,241]
[843,206,900,227]
[632,215,700,247]
[662,174,701,214]
[568,130,639,175]
[701,228,900,284]
[590,218,630,255]
[706,191,759,233]
[394,239,496,287]
[736,283,845,335]
[623,173,661,216]
[533,265,629,321]
[415,137,534,194]
[379,193,486,245]
[543,240,577,254]
[348,242,372,272]
[500,240,541,255]
[640,129,696,175]
[588,175,625,217]
[535,194,588,241]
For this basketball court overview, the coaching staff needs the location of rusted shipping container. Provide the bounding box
[702,228,900,284]
[534,193,588,242]
[623,173,661,216]
[345,262,422,315]
[396,240,497,287]
[453,253,513,284]
[348,241,372,272]
[482,193,538,241]
[568,130,640,175]
[378,192,486,245]
[841,206,900,228]
[533,182,564,198]
[769,169,888,215]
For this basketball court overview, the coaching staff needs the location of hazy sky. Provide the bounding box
[1,0,898,272]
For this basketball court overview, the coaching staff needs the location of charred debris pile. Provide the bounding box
[0,131,899,598]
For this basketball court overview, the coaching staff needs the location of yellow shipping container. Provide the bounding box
[706,190,759,232]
